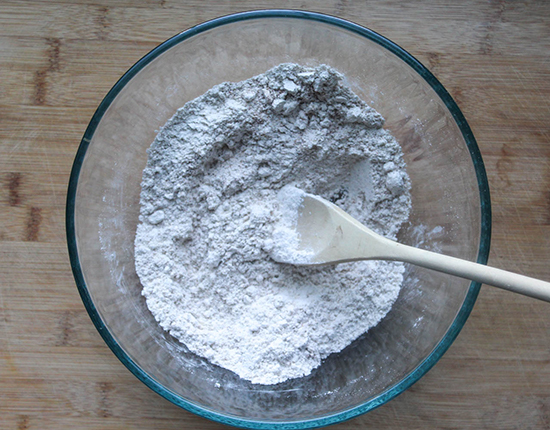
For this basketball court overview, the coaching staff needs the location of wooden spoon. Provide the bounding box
[277,190,550,302]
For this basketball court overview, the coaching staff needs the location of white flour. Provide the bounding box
[135,64,411,385]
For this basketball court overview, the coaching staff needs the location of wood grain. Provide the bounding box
[1,1,549,429]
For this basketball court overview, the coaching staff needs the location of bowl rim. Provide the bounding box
[66,9,491,430]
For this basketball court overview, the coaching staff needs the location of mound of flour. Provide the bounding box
[135,64,411,385]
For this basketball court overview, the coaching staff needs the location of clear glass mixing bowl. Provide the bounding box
[66,10,491,429]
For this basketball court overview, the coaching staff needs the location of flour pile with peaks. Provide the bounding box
[135,64,411,385]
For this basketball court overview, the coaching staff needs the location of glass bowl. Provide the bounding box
[66,10,491,429]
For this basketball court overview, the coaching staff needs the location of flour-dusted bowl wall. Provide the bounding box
[67,10,491,429]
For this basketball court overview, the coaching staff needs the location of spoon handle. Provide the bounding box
[387,241,550,302]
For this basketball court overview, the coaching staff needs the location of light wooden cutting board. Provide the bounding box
[1,1,549,429]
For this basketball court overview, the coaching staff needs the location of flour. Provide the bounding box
[269,185,317,265]
[134,64,411,385]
